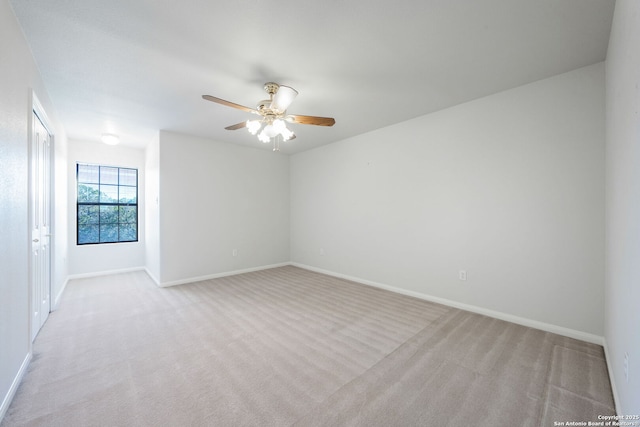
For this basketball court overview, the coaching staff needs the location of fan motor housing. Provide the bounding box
[256,99,272,111]
[263,82,280,95]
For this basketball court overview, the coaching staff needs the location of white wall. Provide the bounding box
[67,139,145,276]
[52,119,69,308]
[145,133,161,284]
[157,131,289,285]
[291,63,605,338]
[0,0,68,419]
[605,0,640,415]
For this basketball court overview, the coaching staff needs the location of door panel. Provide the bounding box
[31,111,52,341]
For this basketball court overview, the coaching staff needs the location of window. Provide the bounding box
[77,163,138,245]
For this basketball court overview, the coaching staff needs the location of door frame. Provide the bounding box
[28,91,55,343]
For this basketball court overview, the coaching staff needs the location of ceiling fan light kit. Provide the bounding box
[202,82,335,152]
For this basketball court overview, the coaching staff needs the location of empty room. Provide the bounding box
[1,0,639,425]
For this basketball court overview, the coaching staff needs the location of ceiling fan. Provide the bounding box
[202,82,335,151]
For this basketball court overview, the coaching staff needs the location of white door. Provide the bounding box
[30,111,52,341]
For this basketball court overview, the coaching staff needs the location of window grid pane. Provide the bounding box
[119,168,137,187]
[100,167,119,185]
[77,164,100,184]
[77,183,100,203]
[99,185,119,203]
[76,163,138,245]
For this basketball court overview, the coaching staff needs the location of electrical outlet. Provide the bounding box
[459,270,467,281]
[232,249,238,257]
[624,352,629,382]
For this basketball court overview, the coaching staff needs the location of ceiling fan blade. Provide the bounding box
[225,121,247,130]
[202,95,256,113]
[286,115,335,126]
[270,85,298,112]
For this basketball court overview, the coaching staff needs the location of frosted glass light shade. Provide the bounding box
[270,85,298,112]
[246,120,262,135]
[101,133,120,145]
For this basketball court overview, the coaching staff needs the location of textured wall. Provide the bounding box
[157,131,290,285]
[605,0,640,414]
[291,63,605,337]
[0,0,67,418]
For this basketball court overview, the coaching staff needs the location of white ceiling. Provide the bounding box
[10,0,615,154]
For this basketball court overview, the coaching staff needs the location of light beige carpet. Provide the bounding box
[1,266,615,426]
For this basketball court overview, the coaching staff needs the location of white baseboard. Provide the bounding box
[291,263,604,346]
[55,268,143,310]
[158,262,291,288]
[66,266,146,281]
[66,263,291,288]
[144,268,161,287]
[61,261,605,346]
[52,277,69,310]
[603,338,621,414]
[0,352,31,423]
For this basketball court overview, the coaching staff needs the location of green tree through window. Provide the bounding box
[77,164,138,245]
